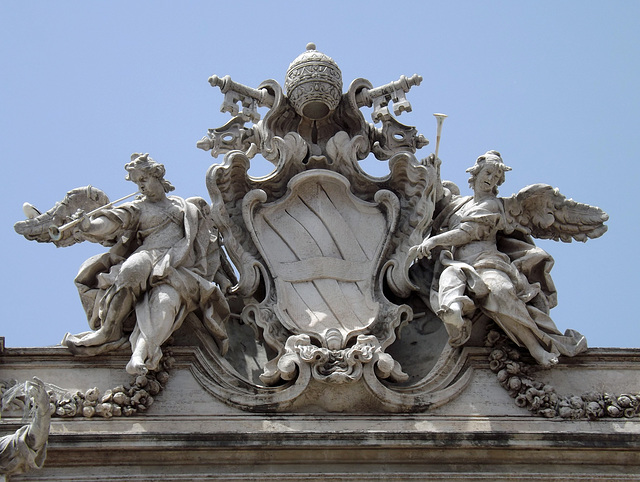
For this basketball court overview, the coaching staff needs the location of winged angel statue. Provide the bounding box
[13,44,610,413]
[15,154,235,376]
[410,150,608,367]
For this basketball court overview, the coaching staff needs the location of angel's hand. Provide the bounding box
[27,377,51,416]
[79,214,91,232]
[68,213,91,243]
[410,239,436,260]
[422,153,442,169]
[70,210,91,231]
[418,240,434,259]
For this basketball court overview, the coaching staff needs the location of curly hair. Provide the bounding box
[466,150,512,194]
[125,153,175,193]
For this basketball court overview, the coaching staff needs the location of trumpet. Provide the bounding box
[48,191,140,241]
[433,113,447,160]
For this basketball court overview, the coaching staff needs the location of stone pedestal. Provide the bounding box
[2,345,639,480]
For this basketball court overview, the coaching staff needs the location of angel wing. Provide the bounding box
[503,183,608,242]
[14,185,110,247]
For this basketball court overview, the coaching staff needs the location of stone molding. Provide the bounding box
[2,347,639,479]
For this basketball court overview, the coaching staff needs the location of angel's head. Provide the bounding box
[125,153,175,200]
[466,150,512,195]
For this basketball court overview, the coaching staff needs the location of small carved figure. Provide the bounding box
[17,154,233,375]
[1,377,52,477]
[410,151,608,366]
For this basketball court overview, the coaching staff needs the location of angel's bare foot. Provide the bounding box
[441,306,471,347]
[531,348,559,368]
[72,326,119,347]
[126,357,148,376]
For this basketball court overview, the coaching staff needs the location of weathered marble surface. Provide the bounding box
[0,378,51,479]
[7,44,629,480]
[410,150,606,368]
[13,44,611,418]
[1,345,639,480]
[16,154,233,379]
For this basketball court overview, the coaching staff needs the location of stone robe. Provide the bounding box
[412,195,586,357]
[66,196,230,370]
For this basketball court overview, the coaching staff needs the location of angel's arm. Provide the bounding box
[82,216,120,237]
[413,228,474,260]
[24,378,51,452]
[422,153,446,203]
[73,210,127,243]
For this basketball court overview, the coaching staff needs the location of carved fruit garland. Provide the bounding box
[486,329,640,420]
[1,353,174,419]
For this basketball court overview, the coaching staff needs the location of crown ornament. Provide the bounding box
[285,42,343,120]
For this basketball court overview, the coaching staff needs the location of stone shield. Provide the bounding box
[244,170,398,347]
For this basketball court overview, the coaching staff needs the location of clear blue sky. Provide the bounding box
[1,2,638,349]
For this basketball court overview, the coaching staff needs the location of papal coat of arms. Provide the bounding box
[15,43,610,413]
